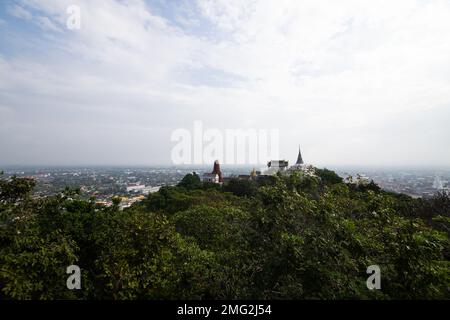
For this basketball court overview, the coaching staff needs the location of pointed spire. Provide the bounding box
[296,146,304,165]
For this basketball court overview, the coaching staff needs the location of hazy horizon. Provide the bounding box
[1,0,450,167]
[2,163,450,172]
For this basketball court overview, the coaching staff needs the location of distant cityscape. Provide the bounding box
[2,164,450,209]
[335,168,450,198]
[0,166,249,209]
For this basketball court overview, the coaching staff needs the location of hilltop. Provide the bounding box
[0,168,449,299]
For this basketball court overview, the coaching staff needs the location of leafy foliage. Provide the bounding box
[224,178,258,197]
[315,168,344,185]
[1,169,449,299]
[177,172,202,190]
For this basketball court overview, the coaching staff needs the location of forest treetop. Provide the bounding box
[1,168,449,299]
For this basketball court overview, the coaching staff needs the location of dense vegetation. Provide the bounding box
[1,169,449,299]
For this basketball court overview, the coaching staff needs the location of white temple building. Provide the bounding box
[264,146,315,176]
[265,160,289,175]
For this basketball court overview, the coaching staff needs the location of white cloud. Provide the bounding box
[1,0,450,166]
[35,15,62,32]
[7,4,33,20]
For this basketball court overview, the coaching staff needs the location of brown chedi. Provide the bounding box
[212,160,223,183]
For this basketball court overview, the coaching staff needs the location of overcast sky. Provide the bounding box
[1,0,450,167]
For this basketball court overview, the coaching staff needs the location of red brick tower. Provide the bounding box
[212,160,223,183]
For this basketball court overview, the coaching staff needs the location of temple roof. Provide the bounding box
[296,146,304,165]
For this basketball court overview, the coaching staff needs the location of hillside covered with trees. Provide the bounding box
[1,169,449,299]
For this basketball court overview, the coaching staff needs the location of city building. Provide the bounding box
[126,184,146,192]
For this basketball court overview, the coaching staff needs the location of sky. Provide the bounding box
[0,0,450,167]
